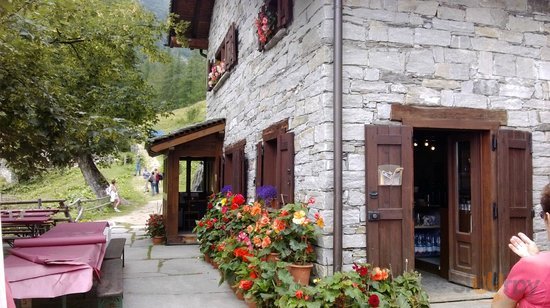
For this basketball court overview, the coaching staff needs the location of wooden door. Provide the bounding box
[497,129,533,280]
[365,125,414,275]
[448,133,482,287]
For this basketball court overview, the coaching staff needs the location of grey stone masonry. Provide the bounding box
[205,0,550,275]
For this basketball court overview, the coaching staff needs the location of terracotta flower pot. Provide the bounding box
[152,236,164,245]
[204,254,212,264]
[245,297,257,308]
[266,252,280,262]
[235,289,245,301]
[287,263,313,286]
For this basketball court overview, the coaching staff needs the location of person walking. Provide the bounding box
[150,169,158,196]
[492,183,550,307]
[107,179,121,212]
[135,156,142,176]
[142,167,151,192]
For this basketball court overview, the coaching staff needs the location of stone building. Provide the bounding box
[162,0,550,290]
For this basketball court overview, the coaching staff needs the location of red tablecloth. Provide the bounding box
[4,222,109,299]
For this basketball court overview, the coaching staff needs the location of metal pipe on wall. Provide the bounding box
[333,0,343,273]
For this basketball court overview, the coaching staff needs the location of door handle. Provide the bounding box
[369,191,378,199]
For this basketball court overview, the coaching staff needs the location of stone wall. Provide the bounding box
[341,0,550,257]
[205,0,550,276]
[205,0,337,274]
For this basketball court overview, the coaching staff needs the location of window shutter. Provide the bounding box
[277,0,292,28]
[231,146,246,196]
[497,129,533,281]
[224,23,238,70]
[223,153,233,191]
[256,142,264,188]
[365,125,414,276]
[277,132,294,205]
[220,155,226,190]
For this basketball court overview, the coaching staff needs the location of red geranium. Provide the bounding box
[368,294,380,307]
[295,290,303,299]
[239,280,253,291]
[233,194,245,205]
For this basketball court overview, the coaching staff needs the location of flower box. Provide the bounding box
[212,70,231,93]
[263,28,287,51]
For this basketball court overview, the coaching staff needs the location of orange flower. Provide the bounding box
[253,236,262,247]
[305,243,314,254]
[279,210,289,217]
[250,204,262,216]
[371,267,389,281]
[246,225,254,233]
[250,271,258,279]
[261,236,271,248]
[242,205,251,213]
[259,214,270,226]
[272,219,286,233]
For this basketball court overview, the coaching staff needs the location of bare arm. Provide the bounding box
[491,286,517,308]
[508,232,539,258]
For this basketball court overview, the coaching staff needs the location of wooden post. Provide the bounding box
[37,198,42,209]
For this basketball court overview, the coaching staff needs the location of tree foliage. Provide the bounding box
[0,0,170,180]
[141,49,206,109]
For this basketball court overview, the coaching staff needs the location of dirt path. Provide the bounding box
[111,198,163,226]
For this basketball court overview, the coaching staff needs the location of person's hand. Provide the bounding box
[508,232,539,258]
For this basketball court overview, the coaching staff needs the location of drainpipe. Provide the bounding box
[333,0,343,273]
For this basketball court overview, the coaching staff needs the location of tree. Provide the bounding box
[0,0,170,196]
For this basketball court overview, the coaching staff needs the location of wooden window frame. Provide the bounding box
[207,23,238,92]
[256,119,294,208]
[258,0,293,51]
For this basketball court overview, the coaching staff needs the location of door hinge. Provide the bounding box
[491,134,497,151]
[492,202,498,219]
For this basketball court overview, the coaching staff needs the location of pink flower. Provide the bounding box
[262,17,268,24]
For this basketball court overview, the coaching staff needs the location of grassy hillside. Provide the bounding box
[1,101,207,220]
[155,100,206,133]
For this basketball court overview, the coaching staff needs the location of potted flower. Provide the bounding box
[145,213,166,244]
[256,185,278,208]
[275,198,324,285]
[207,60,226,91]
[255,3,277,51]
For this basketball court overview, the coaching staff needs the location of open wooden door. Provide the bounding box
[497,129,533,281]
[365,125,414,275]
[448,133,482,287]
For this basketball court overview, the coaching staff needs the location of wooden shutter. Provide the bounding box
[277,0,292,28]
[256,142,264,188]
[231,146,246,196]
[365,125,414,275]
[223,153,232,191]
[224,23,238,70]
[277,132,294,205]
[497,129,533,279]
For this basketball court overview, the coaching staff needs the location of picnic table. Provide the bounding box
[4,222,110,301]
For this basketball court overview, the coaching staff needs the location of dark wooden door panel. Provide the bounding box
[365,125,413,275]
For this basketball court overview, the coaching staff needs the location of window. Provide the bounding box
[222,140,247,197]
[256,120,294,208]
[207,23,238,91]
[257,0,293,51]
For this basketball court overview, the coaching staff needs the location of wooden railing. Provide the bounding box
[70,196,111,222]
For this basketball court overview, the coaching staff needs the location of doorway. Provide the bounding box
[413,129,482,287]
[178,158,214,233]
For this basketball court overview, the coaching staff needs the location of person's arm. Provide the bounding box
[492,287,517,308]
[508,232,539,258]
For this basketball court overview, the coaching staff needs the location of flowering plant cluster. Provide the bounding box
[255,4,277,49]
[256,185,277,203]
[207,60,226,90]
[194,189,428,307]
[145,213,165,238]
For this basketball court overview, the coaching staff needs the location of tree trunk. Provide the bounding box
[77,153,109,198]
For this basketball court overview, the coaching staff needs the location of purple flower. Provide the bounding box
[221,185,233,194]
[256,185,277,202]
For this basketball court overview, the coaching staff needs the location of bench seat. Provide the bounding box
[97,259,123,308]
[104,238,126,267]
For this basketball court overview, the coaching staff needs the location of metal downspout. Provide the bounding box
[333,0,343,273]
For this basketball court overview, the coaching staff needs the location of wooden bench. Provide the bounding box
[97,259,123,308]
[104,238,126,267]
